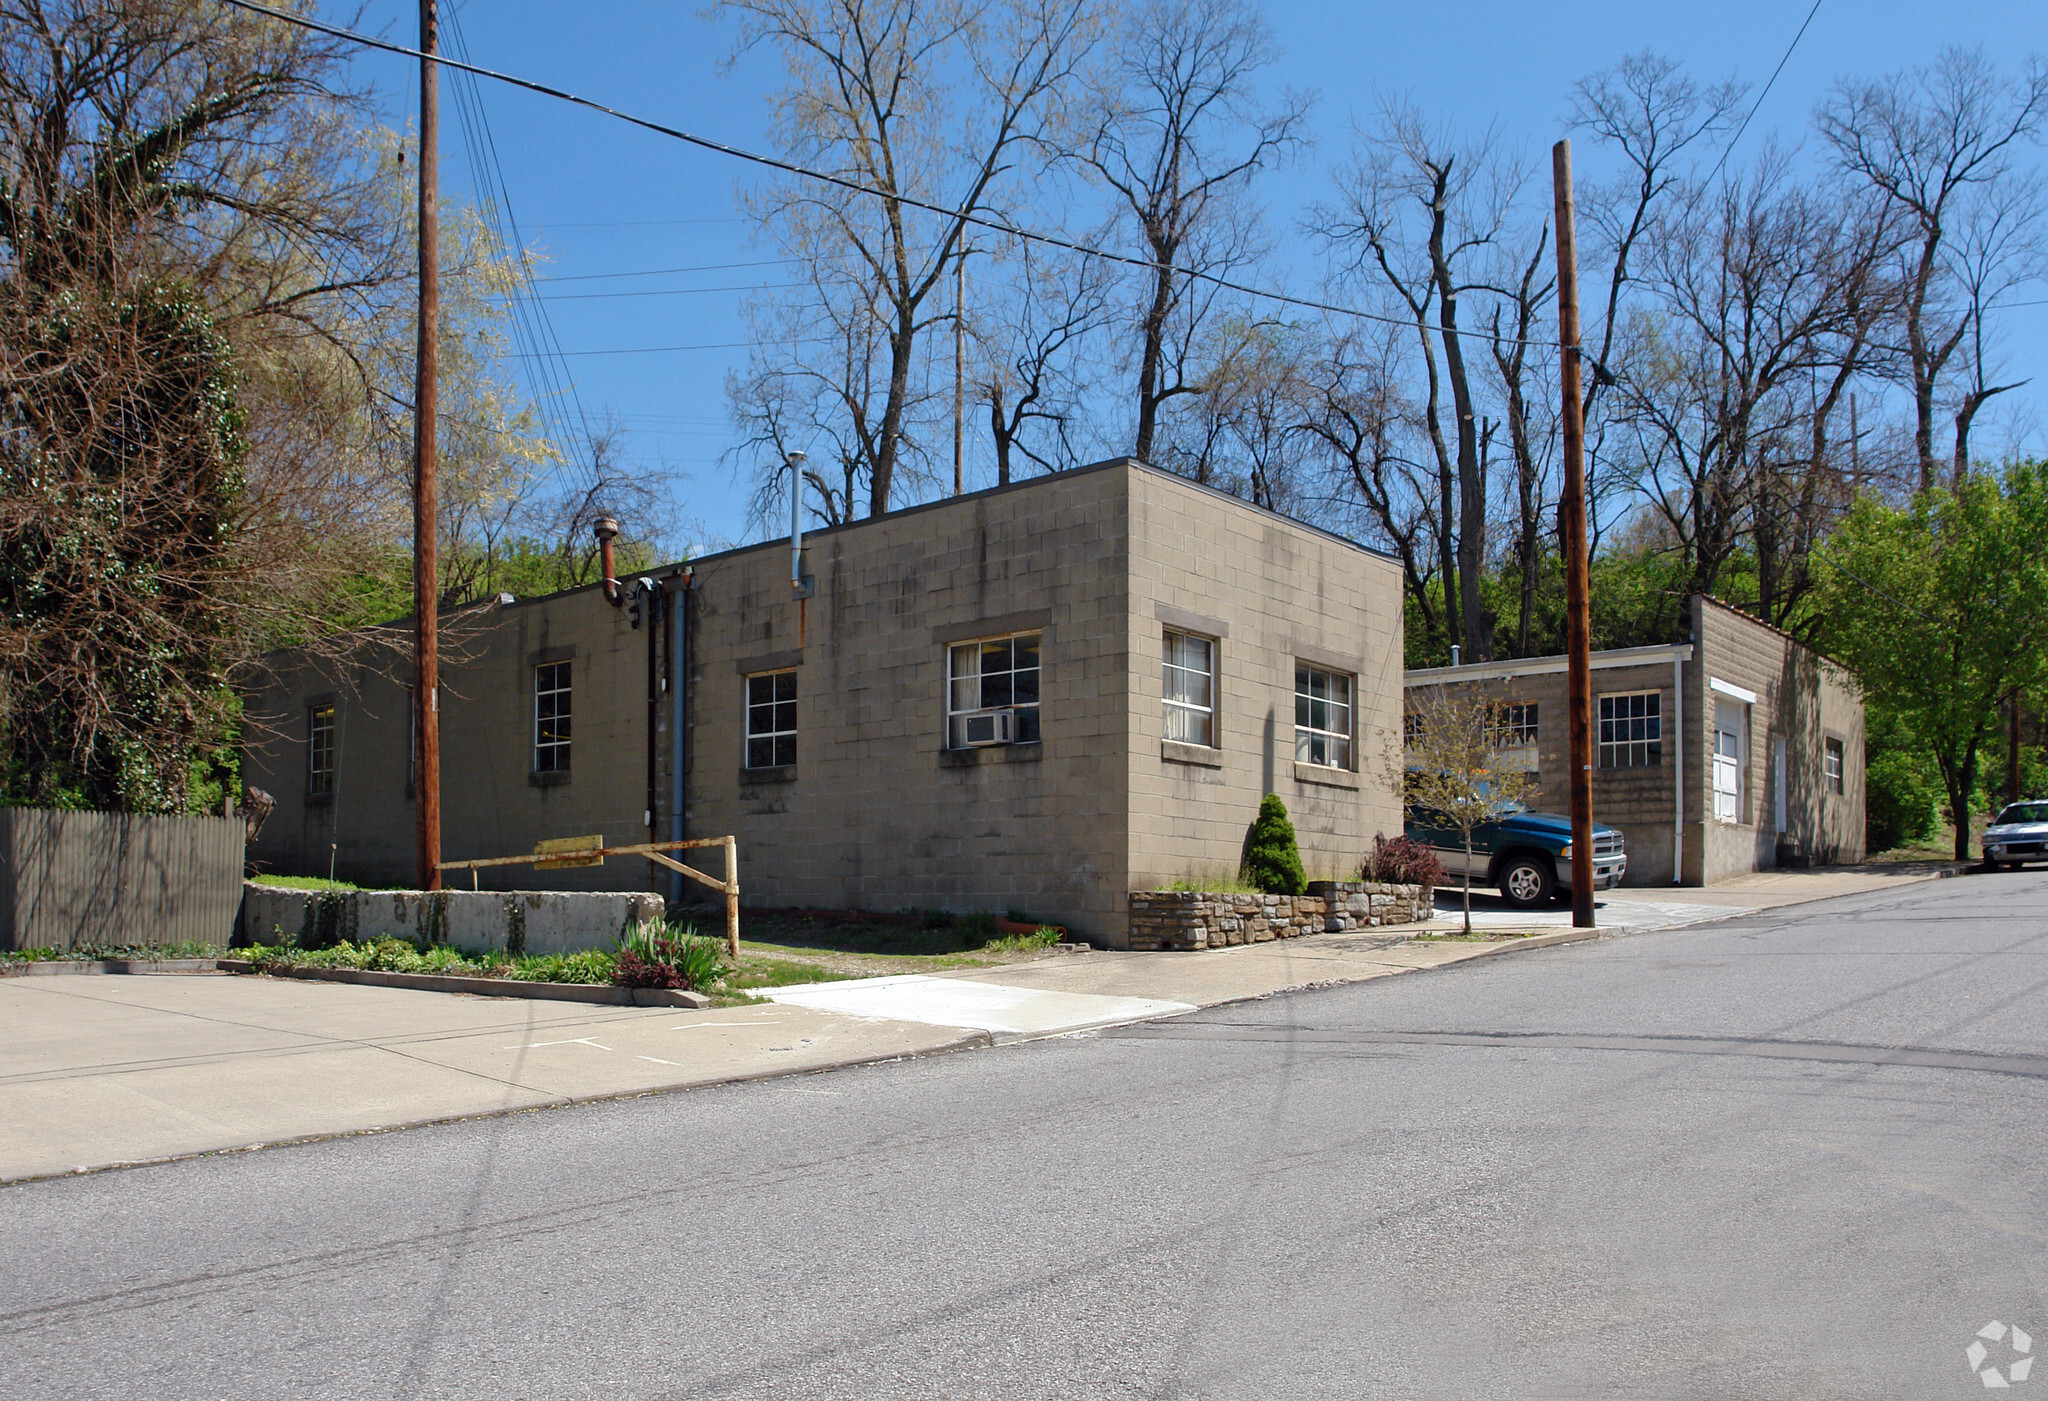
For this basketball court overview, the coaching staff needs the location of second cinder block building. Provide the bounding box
[244,459,1408,947]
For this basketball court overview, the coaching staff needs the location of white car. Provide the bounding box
[1983,800,2048,869]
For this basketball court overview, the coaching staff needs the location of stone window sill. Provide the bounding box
[529,769,570,788]
[1161,739,1223,768]
[939,742,1044,768]
[741,764,797,784]
[1292,761,1359,790]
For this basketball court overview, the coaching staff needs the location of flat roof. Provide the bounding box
[496,456,1397,616]
[1405,642,1695,686]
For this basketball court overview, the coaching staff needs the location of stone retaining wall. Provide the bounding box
[238,885,665,957]
[1126,881,1433,952]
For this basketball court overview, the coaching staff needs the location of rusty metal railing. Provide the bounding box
[437,836,740,956]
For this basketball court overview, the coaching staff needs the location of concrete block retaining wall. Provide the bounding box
[1126,881,1433,952]
[238,885,665,957]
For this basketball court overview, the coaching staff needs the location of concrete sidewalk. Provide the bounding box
[0,974,980,1182]
[0,861,1950,1183]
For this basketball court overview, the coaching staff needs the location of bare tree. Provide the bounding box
[970,236,1110,482]
[1321,104,1520,661]
[1611,148,1895,619]
[1943,168,2044,476]
[1484,225,1555,656]
[1292,319,1445,629]
[1817,47,2048,491]
[722,0,1092,515]
[1070,0,1307,465]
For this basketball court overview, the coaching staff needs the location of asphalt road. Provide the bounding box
[4,869,2045,1400]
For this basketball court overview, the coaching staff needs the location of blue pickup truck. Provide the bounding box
[1405,804,1628,908]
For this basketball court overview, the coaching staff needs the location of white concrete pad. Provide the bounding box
[1423,895,1757,933]
[761,974,1194,1040]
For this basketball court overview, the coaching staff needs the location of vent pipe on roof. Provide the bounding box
[593,514,624,607]
[1450,645,1461,668]
[786,454,802,589]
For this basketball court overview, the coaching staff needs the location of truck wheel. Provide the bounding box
[1498,856,1555,909]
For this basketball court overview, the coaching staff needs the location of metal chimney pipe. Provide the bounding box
[787,451,807,592]
[1450,645,1461,668]
[593,514,623,606]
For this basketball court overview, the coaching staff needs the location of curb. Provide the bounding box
[216,961,712,1008]
[2,958,225,977]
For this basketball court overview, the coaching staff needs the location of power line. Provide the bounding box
[510,341,766,356]
[441,0,600,495]
[1703,0,1826,189]
[217,0,1564,354]
[536,281,794,301]
[530,217,747,228]
[537,258,796,282]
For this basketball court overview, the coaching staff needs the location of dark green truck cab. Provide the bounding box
[1405,805,1628,909]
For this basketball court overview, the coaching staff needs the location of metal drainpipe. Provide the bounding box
[1673,648,1685,883]
[646,580,660,849]
[668,567,692,907]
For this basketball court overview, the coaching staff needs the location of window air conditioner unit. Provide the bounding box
[963,708,1015,747]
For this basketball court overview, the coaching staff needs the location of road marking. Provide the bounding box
[507,1037,614,1051]
[636,1055,681,1066]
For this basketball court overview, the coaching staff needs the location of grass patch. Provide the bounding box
[720,956,856,993]
[247,874,370,891]
[985,926,1064,952]
[1866,816,1982,864]
[235,939,616,984]
[1408,929,1547,942]
[1161,875,1264,894]
[226,907,1068,998]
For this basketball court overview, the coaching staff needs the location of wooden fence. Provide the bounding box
[0,807,246,951]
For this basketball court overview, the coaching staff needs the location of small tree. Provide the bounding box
[1384,684,1539,935]
[1241,793,1306,895]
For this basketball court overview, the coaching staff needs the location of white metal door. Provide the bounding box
[1713,701,1744,823]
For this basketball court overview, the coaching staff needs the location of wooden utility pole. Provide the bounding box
[1552,139,1595,928]
[952,249,966,496]
[413,0,442,892]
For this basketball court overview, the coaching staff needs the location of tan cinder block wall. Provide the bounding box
[675,461,1133,941]
[244,596,655,893]
[1690,595,1865,882]
[1122,469,1405,899]
[1402,597,1864,888]
[1405,655,1689,886]
[246,459,1411,947]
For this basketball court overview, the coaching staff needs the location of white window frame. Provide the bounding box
[307,702,335,798]
[1294,664,1354,770]
[947,632,1041,749]
[533,660,572,774]
[1491,702,1539,746]
[1599,690,1663,770]
[1162,630,1216,747]
[1824,736,1845,796]
[745,670,799,769]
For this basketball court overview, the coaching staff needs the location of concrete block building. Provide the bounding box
[1403,594,1865,885]
[244,459,1407,947]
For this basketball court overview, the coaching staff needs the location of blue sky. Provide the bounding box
[338,0,2047,551]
